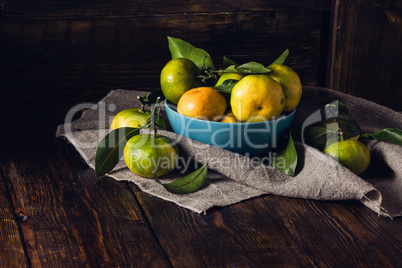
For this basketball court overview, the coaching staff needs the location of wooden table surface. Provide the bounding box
[1,106,401,268]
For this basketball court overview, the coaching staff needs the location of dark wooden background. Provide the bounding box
[329,0,402,111]
[1,0,400,115]
[1,1,401,267]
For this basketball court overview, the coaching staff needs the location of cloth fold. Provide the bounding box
[56,87,402,218]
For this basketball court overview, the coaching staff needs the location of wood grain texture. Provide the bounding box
[329,0,402,110]
[132,182,402,267]
[0,1,330,113]
[0,173,29,268]
[0,112,171,267]
[0,0,332,18]
[262,195,402,267]
[131,187,313,267]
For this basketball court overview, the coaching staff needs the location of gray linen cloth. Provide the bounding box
[56,87,402,218]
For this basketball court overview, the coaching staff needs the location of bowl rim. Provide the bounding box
[164,98,296,126]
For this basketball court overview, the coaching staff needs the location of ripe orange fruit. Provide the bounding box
[230,75,285,122]
[177,87,227,121]
[220,110,240,123]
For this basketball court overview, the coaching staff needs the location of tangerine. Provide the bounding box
[177,87,227,121]
[230,75,285,122]
[324,139,371,175]
[124,134,178,178]
[267,64,302,113]
[110,108,166,130]
[160,58,203,104]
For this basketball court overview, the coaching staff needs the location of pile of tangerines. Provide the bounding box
[160,57,302,123]
[106,42,373,180]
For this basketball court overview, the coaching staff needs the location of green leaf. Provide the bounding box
[325,100,361,137]
[147,90,165,103]
[359,128,402,145]
[304,126,338,151]
[214,79,239,94]
[324,100,346,118]
[167,36,215,71]
[223,56,237,69]
[271,132,297,176]
[154,164,208,194]
[303,118,352,150]
[222,61,271,74]
[223,65,238,73]
[236,61,271,74]
[95,127,140,176]
[270,49,289,65]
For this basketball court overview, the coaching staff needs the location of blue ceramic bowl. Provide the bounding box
[164,99,296,156]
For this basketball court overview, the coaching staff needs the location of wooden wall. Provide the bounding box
[0,0,332,113]
[1,0,400,113]
[329,0,402,111]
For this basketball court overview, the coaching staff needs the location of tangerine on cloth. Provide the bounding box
[56,87,402,218]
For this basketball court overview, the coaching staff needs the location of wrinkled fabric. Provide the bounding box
[56,87,402,218]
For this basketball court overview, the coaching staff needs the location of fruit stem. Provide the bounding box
[150,97,161,139]
[198,68,219,86]
[136,96,145,112]
[336,118,346,141]
[137,94,149,112]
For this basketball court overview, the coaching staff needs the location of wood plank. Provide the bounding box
[129,185,314,267]
[129,172,401,267]
[329,0,402,110]
[0,172,29,268]
[262,195,402,267]
[0,11,326,112]
[0,112,171,267]
[1,0,333,18]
